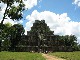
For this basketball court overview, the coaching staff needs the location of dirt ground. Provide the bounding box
[42,53,65,60]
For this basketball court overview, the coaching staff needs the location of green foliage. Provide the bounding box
[49,51,80,60]
[0,23,10,41]
[5,22,12,27]
[7,3,25,20]
[56,35,78,51]
[2,39,11,51]
[63,35,78,51]
[64,35,77,46]
[0,23,12,51]
[0,52,46,60]
[0,0,25,24]
[0,0,26,50]
[9,24,25,51]
[1,0,22,4]
[0,23,25,51]
[0,0,25,49]
[78,44,80,50]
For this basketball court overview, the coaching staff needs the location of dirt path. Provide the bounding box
[42,53,65,60]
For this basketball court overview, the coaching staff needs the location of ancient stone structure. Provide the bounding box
[15,20,72,52]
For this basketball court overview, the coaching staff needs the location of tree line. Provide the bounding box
[52,35,80,51]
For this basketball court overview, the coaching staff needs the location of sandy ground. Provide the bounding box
[42,53,65,60]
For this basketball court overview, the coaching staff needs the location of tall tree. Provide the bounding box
[0,0,25,51]
[70,35,78,51]
[9,24,24,51]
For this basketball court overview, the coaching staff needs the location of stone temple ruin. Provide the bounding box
[15,20,72,52]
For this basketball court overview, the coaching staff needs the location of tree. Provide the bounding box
[63,35,79,51]
[0,23,24,51]
[0,0,25,51]
[70,35,79,51]
[0,23,6,51]
[0,0,25,24]
[0,23,12,51]
[9,24,25,51]
[78,44,80,51]
[64,35,71,46]
[2,39,11,51]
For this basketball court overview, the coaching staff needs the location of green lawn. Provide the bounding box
[0,51,45,60]
[49,51,80,60]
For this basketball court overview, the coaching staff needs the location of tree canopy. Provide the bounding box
[9,24,25,51]
[0,0,25,24]
[0,23,25,51]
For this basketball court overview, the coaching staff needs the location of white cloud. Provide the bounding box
[25,10,80,43]
[72,0,80,7]
[0,17,23,25]
[23,0,37,9]
[12,2,19,7]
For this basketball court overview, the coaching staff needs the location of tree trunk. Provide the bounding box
[1,0,9,25]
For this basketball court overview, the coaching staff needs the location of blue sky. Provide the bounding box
[22,0,80,28]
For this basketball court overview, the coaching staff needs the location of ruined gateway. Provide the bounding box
[15,20,72,52]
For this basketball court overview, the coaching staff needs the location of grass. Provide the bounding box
[49,51,80,60]
[0,51,46,60]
